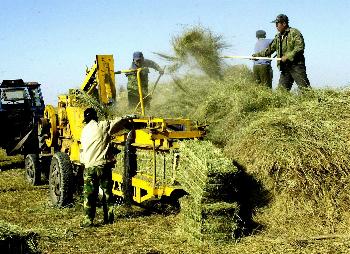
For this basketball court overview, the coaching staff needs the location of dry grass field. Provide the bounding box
[1,167,350,253]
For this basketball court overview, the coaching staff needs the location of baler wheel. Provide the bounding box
[25,154,41,186]
[49,152,73,207]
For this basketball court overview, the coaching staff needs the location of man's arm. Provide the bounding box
[144,59,163,74]
[107,115,137,135]
[107,117,124,135]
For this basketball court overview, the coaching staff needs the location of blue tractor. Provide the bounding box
[0,79,45,155]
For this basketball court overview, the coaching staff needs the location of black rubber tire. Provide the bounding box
[49,152,73,207]
[25,154,41,186]
[40,156,51,183]
[38,135,48,151]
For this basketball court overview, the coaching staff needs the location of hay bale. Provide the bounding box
[178,196,239,241]
[114,147,176,185]
[176,140,238,202]
[114,139,241,240]
[0,220,38,254]
[174,140,240,241]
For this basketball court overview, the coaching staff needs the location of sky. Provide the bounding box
[0,0,349,104]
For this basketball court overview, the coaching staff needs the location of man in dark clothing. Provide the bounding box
[127,51,164,109]
[80,108,135,227]
[253,30,273,88]
[253,14,311,91]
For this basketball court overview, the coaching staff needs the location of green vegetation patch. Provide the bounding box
[0,220,39,254]
[0,148,23,170]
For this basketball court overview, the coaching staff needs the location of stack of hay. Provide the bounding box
[224,90,350,232]
[114,147,175,185]
[176,140,240,241]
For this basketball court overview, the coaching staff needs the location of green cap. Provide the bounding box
[271,14,289,23]
[256,30,266,38]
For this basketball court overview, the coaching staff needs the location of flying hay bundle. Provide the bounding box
[156,25,229,79]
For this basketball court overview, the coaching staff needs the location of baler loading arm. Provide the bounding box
[80,55,116,105]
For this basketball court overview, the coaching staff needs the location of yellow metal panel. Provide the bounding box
[70,140,80,162]
[96,55,116,104]
[111,172,175,203]
[112,172,122,182]
[58,95,68,105]
[134,129,157,146]
[151,130,205,139]
[113,117,205,149]
[80,63,97,92]
[66,107,85,141]
[44,105,57,148]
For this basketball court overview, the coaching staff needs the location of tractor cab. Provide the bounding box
[0,79,45,154]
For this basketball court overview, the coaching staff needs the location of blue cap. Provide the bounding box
[133,51,144,60]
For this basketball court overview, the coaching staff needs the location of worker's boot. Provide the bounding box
[103,208,114,225]
[80,216,93,228]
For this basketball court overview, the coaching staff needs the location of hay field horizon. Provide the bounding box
[2,26,350,253]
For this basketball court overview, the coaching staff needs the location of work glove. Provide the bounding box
[251,54,258,61]
[281,56,288,62]
[122,114,138,120]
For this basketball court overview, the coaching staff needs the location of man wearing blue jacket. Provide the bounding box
[253,30,273,88]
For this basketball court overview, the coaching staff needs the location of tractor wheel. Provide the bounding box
[40,156,51,183]
[43,105,57,148]
[25,154,41,186]
[49,152,73,207]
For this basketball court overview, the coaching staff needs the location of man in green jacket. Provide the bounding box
[253,14,311,91]
[127,51,164,109]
